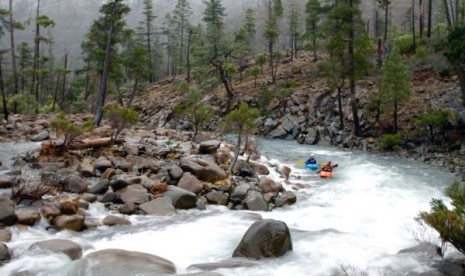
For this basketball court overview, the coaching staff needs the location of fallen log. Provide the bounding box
[41,138,123,154]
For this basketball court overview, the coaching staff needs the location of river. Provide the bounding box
[0,139,457,276]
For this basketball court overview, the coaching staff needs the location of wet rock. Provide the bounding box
[0,229,12,242]
[0,197,16,226]
[199,140,221,154]
[16,209,41,226]
[0,176,14,189]
[116,184,150,205]
[40,204,61,221]
[118,202,137,215]
[163,186,197,209]
[280,191,297,206]
[88,180,109,194]
[177,172,203,194]
[234,161,255,178]
[398,242,442,258]
[139,197,176,216]
[230,184,251,202]
[54,214,85,231]
[232,219,292,259]
[251,162,269,175]
[30,239,82,260]
[258,177,279,193]
[56,196,80,215]
[31,131,49,142]
[244,191,268,211]
[93,157,113,174]
[280,166,291,179]
[0,243,11,262]
[100,192,123,204]
[206,190,229,205]
[102,215,131,226]
[81,193,97,203]
[62,249,176,275]
[63,174,89,194]
[187,258,258,271]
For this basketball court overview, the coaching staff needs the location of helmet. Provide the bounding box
[327,161,332,164]
[310,154,314,158]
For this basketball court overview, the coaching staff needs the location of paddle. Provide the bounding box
[316,163,338,174]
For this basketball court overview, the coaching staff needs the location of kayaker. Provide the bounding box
[318,161,338,173]
[306,155,317,165]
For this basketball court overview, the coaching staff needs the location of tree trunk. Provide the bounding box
[337,86,344,130]
[127,77,139,107]
[0,55,8,122]
[349,0,360,136]
[59,53,68,111]
[312,22,317,62]
[427,0,433,37]
[52,72,60,112]
[228,127,242,175]
[443,0,453,29]
[419,0,424,39]
[94,10,115,127]
[146,15,153,83]
[393,97,398,133]
[31,0,40,108]
[269,41,275,82]
[9,0,18,96]
[384,3,389,42]
[412,0,417,52]
[186,29,192,82]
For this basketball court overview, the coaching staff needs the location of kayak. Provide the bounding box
[305,163,319,171]
[320,171,333,178]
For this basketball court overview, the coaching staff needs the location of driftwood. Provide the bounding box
[41,137,123,154]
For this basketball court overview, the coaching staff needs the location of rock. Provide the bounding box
[77,158,94,177]
[280,191,297,205]
[168,165,184,180]
[139,197,176,216]
[268,124,288,139]
[0,197,16,226]
[93,157,113,173]
[41,172,64,191]
[187,258,258,271]
[109,156,131,172]
[232,219,293,259]
[234,161,255,178]
[0,243,11,262]
[258,177,280,193]
[280,166,291,179]
[62,249,176,275]
[397,242,442,258]
[100,168,116,180]
[56,196,80,215]
[102,215,131,226]
[31,131,49,142]
[134,160,161,174]
[251,162,270,175]
[63,174,89,194]
[81,193,97,203]
[163,186,197,209]
[40,204,61,221]
[54,214,85,231]
[110,178,129,191]
[118,202,137,215]
[30,239,82,260]
[88,180,109,194]
[206,190,229,205]
[117,184,150,205]
[199,140,221,154]
[180,159,206,177]
[0,176,14,189]
[244,191,268,211]
[16,209,41,226]
[230,184,251,202]
[100,192,123,204]
[177,172,203,194]
[181,159,227,183]
[0,229,12,242]
[305,128,320,145]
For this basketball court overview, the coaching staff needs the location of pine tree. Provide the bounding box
[379,47,411,134]
[138,0,156,82]
[263,0,283,83]
[288,3,300,61]
[444,26,465,107]
[305,0,322,62]
[172,0,193,74]
[377,0,390,41]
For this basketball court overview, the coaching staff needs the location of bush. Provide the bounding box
[258,88,274,115]
[417,108,454,143]
[414,45,430,60]
[7,93,38,115]
[378,133,402,151]
[50,112,93,150]
[103,104,139,141]
[394,34,414,54]
[418,181,465,254]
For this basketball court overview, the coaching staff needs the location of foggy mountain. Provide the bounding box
[2,0,412,68]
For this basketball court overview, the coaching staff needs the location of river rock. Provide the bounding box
[181,159,227,183]
[110,177,129,191]
[304,128,320,145]
[139,197,176,216]
[397,242,443,258]
[187,258,258,271]
[0,197,16,226]
[0,229,12,242]
[163,186,197,209]
[251,162,270,175]
[40,204,61,221]
[206,190,229,205]
[168,165,184,180]
[244,191,268,211]
[280,166,291,179]
[230,184,251,202]
[63,174,89,194]
[88,180,109,194]
[199,140,221,154]
[118,202,137,215]
[232,219,293,259]
[102,215,131,226]
[31,130,49,142]
[63,249,176,275]
[81,193,97,203]
[0,176,14,189]
[54,214,85,231]
[108,156,131,172]
[234,161,254,178]
[116,184,150,205]
[100,192,123,204]
[258,177,279,193]
[41,172,64,191]
[30,239,82,260]
[278,191,297,206]
[77,158,94,177]
[134,159,161,174]
[0,243,11,262]
[177,172,203,194]
[56,196,80,215]
[16,209,41,226]
[93,157,113,173]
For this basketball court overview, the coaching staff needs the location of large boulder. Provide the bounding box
[88,180,109,194]
[16,209,41,226]
[177,172,203,194]
[63,174,89,194]
[116,184,150,205]
[93,157,113,174]
[0,229,12,242]
[77,158,94,177]
[0,197,16,226]
[163,186,197,209]
[230,184,251,203]
[139,197,176,216]
[180,159,227,183]
[54,214,85,231]
[0,176,14,189]
[0,243,11,262]
[199,140,221,154]
[31,130,49,142]
[243,191,268,211]
[62,249,176,275]
[30,239,82,260]
[258,177,280,193]
[167,165,184,180]
[232,219,293,259]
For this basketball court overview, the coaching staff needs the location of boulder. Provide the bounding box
[280,166,291,179]
[63,174,89,194]
[163,186,197,209]
[206,190,229,205]
[232,219,293,259]
[81,193,97,203]
[110,178,129,191]
[187,258,258,271]
[93,157,112,173]
[102,215,131,226]
[16,209,41,226]
[305,128,320,145]
[100,192,123,204]
[230,184,251,202]
[168,165,184,180]
[0,197,16,226]
[180,159,205,176]
[30,239,82,260]
[40,204,61,221]
[109,156,131,172]
[54,214,85,231]
[139,197,176,216]
[77,158,94,177]
[56,196,80,215]
[31,130,49,142]
[62,249,176,275]
[199,140,221,154]
[0,243,11,262]
[258,177,279,193]
[177,172,203,194]
[41,172,64,191]
[234,161,255,178]
[0,176,14,189]
[0,229,12,242]
[88,180,109,194]
[244,191,268,211]
[199,162,228,183]
[134,160,161,174]
[118,203,137,215]
[397,242,443,258]
[117,184,150,205]
[251,162,270,175]
[268,124,288,139]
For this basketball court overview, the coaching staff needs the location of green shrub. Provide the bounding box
[7,93,38,115]
[414,45,430,60]
[103,104,139,141]
[378,133,402,151]
[50,112,93,150]
[417,108,454,143]
[394,34,414,54]
[258,88,274,115]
